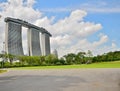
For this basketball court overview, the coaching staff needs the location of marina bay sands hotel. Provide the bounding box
[4,17,52,56]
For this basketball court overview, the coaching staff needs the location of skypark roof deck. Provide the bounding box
[5,17,52,36]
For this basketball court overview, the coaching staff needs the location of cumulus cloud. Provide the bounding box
[93,34,108,47]
[35,10,102,38]
[93,42,120,56]
[0,0,41,22]
[35,9,104,56]
[0,0,118,57]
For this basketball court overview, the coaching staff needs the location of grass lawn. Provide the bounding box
[0,70,7,73]
[10,61,120,70]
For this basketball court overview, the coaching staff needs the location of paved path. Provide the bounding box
[0,69,120,91]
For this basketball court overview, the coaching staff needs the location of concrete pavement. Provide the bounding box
[0,69,120,91]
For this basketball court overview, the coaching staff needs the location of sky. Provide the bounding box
[0,0,120,57]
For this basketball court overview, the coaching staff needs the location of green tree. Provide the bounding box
[77,52,86,64]
[86,50,93,63]
[63,53,76,65]
[39,56,46,65]
[45,54,58,65]
[7,54,15,65]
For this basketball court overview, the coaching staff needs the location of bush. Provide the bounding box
[4,62,11,68]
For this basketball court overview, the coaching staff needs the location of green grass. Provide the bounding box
[0,70,7,73]
[10,61,120,70]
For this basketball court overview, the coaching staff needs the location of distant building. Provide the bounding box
[52,49,58,58]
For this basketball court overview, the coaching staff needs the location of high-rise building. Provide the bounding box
[5,21,24,55]
[5,17,52,56]
[27,28,42,56]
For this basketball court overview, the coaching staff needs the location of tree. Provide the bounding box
[45,54,58,65]
[39,56,45,65]
[77,52,86,64]
[87,50,93,58]
[63,53,76,65]
[7,54,15,65]
[86,50,93,63]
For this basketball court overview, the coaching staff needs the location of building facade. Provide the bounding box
[5,17,52,56]
[28,28,42,56]
[5,21,24,55]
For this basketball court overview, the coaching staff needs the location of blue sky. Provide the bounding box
[0,0,120,56]
[34,0,120,44]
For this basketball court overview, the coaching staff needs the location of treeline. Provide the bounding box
[93,51,120,62]
[0,51,120,68]
[63,51,120,64]
[0,54,62,68]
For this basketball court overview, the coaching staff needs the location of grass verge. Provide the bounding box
[10,61,120,70]
[0,70,7,73]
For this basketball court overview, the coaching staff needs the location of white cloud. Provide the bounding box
[93,34,108,47]
[93,42,120,56]
[25,0,36,7]
[40,1,120,13]
[35,9,104,56]
[80,1,120,13]
[41,8,72,13]
[62,34,109,56]
[35,10,102,38]
[41,7,120,13]
[0,0,119,57]
[84,8,120,13]
[0,0,41,22]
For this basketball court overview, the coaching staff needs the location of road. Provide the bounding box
[0,69,120,91]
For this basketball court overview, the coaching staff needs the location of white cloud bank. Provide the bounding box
[0,0,119,57]
[41,1,120,13]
